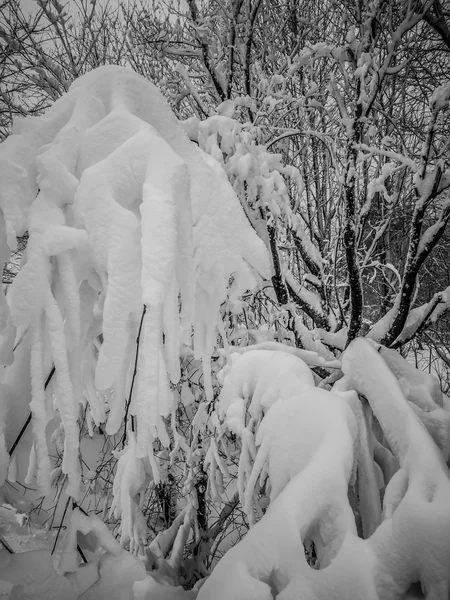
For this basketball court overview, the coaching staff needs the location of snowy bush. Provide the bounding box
[0,15,449,597]
[0,65,271,596]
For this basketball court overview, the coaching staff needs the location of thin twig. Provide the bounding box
[0,534,14,553]
[51,495,71,555]
[121,305,147,448]
[71,502,89,563]
[8,365,56,456]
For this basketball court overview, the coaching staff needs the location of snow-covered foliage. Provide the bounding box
[198,339,450,600]
[0,65,272,595]
[1,0,450,596]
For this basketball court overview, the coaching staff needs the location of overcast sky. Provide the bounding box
[18,0,124,16]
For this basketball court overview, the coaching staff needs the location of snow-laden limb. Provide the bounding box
[384,286,450,348]
[45,290,81,499]
[216,348,341,514]
[312,327,348,351]
[0,65,270,502]
[146,502,195,580]
[29,313,52,496]
[203,337,450,599]
[379,346,443,410]
[332,385,382,538]
[218,350,315,435]
[284,268,331,331]
[369,345,450,460]
[201,352,371,600]
[227,340,341,369]
[290,319,338,362]
[369,285,450,348]
[342,338,450,599]
[243,389,358,520]
[186,108,337,337]
[187,112,305,254]
[290,214,324,277]
[380,177,450,348]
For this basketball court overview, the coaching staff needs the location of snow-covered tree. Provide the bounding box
[1,1,450,598]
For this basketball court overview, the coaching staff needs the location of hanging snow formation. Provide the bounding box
[199,340,450,600]
[0,65,271,500]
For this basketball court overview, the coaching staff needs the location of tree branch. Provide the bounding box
[225,0,244,99]
[121,304,147,448]
[187,0,226,102]
[268,224,289,305]
[422,0,450,51]
[342,112,364,345]
[391,289,447,349]
[381,167,448,346]
[243,0,263,116]
[285,271,331,331]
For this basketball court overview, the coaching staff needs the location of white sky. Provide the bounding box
[18,0,123,16]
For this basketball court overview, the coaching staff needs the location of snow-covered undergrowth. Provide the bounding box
[198,340,450,600]
[0,65,449,600]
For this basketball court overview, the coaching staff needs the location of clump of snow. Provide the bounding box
[218,350,315,435]
[184,108,306,254]
[430,82,450,111]
[227,340,341,369]
[109,432,150,552]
